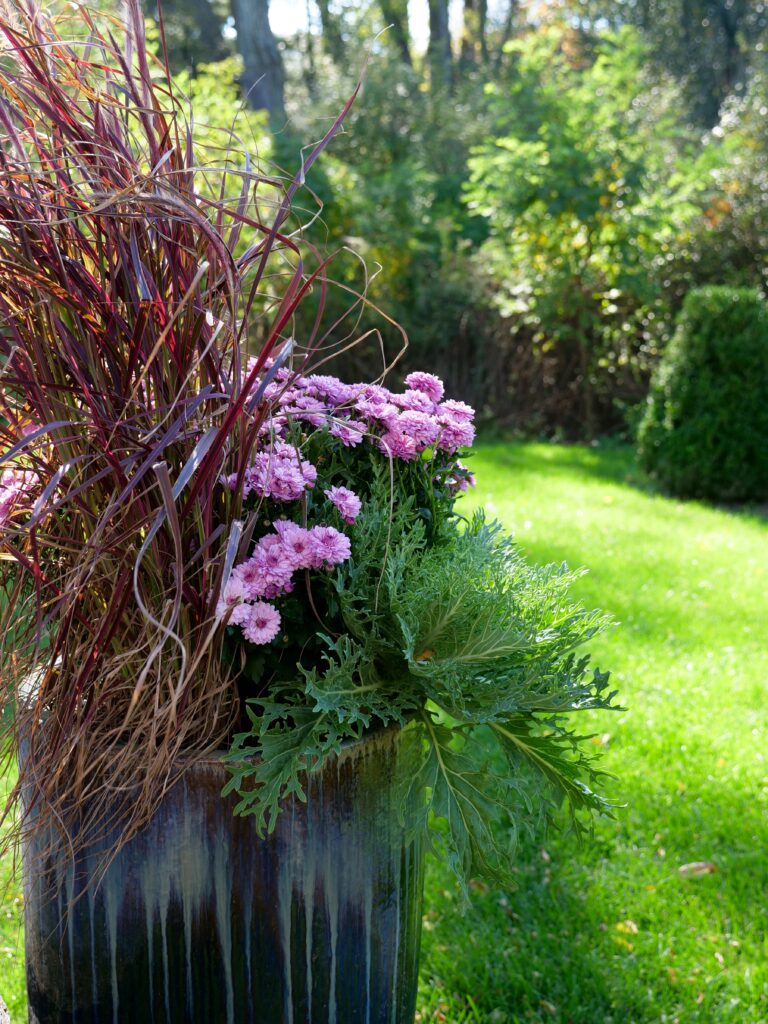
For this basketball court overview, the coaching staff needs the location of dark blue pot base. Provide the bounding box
[23,726,424,1023]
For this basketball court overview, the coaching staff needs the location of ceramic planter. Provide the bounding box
[23,724,425,1023]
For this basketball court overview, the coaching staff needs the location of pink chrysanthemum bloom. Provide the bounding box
[240,601,282,645]
[215,576,251,622]
[354,396,400,424]
[392,389,436,414]
[404,371,445,403]
[378,430,419,461]
[248,534,296,598]
[273,521,316,569]
[439,398,475,423]
[0,468,37,526]
[310,525,352,568]
[438,419,476,453]
[244,443,317,502]
[325,485,362,524]
[305,375,356,406]
[396,410,441,448]
[329,419,366,447]
[354,383,391,403]
[283,395,328,428]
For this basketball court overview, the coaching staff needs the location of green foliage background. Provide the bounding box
[165,7,768,443]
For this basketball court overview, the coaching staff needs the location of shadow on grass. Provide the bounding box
[478,439,768,527]
[476,439,641,489]
[419,768,768,1024]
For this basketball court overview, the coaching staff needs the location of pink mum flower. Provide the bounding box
[0,468,37,527]
[355,397,400,424]
[244,442,317,502]
[378,430,419,461]
[283,395,328,428]
[393,389,436,414]
[439,399,475,423]
[273,521,316,569]
[329,419,366,447]
[241,601,282,645]
[310,525,352,568]
[248,535,296,598]
[396,410,441,448]
[214,576,256,626]
[325,485,362,524]
[305,375,356,406]
[404,371,445,404]
[438,419,476,453]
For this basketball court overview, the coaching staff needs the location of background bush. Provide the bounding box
[137,0,768,450]
[637,286,768,501]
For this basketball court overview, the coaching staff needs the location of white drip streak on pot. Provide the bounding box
[303,782,315,1022]
[87,879,98,1013]
[145,882,155,1015]
[278,802,295,1024]
[182,783,194,1020]
[243,865,253,1014]
[179,788,209,1021]
[65,861,76,1017]
[158,859,172,1022]
[364,872,373,1024]
[326,763,340,1024]
[103,869,120,1024]
[213,833,235,1024]
[390,846,401,1024]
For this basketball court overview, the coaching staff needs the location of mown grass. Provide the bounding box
[417,441,768,1023]
[1,441,765,1022]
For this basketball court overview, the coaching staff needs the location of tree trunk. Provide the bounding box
[494,0,517,71]
[460,0,488,66]
[231,0,285,120]
[316,0,346,65]
[379,0,413,66]
[304,0,318,100]
[428,0,452,88]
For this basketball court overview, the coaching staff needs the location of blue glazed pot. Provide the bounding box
[23,724,425,1023]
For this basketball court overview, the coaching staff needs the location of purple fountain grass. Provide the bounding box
[0,0,360,850]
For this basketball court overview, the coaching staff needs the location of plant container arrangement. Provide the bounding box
[0,4,618,1022]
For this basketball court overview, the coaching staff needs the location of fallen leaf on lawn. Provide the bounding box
[667,967,678,984]
[613,936,635,952]
[539,847,551,863]
[539,1000,557,1016]
[679,861,718,878]
[615,920,639,934]
[714,951,725,966]
[591,733,611,746]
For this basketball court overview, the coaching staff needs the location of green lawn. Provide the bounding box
[417,442,768,1023]
[1,442,766,1023]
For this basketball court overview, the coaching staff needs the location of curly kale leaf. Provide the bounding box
[394,515,616,721]
[300,633,420,727]
[399,711,528,889]
[224,634,421,835]
[401,706,618,890]
[223,690,360,835]
[334,470,426,654]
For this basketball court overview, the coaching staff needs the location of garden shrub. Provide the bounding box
[637,286,768,501]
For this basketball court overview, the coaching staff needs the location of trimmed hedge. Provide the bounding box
[637,286,768,501]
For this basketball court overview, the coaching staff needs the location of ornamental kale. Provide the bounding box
[222,366,618,888]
